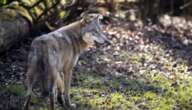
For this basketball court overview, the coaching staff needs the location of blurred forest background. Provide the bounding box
[0,0,192,52]
[0,0,192,110]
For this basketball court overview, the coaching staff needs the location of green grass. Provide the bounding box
[70,71,192,110]
[2,45,192,110]
[68,45,192,110]
[4,69,192,110]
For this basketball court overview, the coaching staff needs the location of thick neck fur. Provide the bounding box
[58,20,92,54]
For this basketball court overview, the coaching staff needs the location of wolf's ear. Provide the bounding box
[81,13,101,24]
[80,11,90,23]
[96,14,103,23]
[97,14,103,19]
[80,11,88,18]
[80,10,99,18]
[81,15,93,24]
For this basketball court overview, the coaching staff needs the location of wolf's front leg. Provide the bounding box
[64,70,76,109]
[49,85,57,110]
[23,94,31,110]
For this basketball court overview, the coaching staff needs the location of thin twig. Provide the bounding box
[36,0,77,22]
[180,1,192,10]
[36,0,60,22]
[60,0,77,10]
[29,0,44,9]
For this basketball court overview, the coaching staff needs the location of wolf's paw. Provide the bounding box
[70,103,76,108]
[65,103,76,110]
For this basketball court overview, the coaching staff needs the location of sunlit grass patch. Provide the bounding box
[117,50,153,65]
[143,72,192,110]
[72,68,192,110]
[71,87,132,110]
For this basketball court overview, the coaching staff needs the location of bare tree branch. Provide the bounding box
[60,0,77,10]
[180,1,192,10]
[36,0,60,22]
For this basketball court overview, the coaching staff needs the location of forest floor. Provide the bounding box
[0,15,192,110]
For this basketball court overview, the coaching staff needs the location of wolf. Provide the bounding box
[23,13,111,110]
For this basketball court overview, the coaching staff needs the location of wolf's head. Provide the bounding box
[81,13,111,45]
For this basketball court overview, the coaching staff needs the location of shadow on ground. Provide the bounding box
[1,16,192,110]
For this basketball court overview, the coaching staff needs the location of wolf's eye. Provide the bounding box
[92,29,98,34]
[93,31,99,36]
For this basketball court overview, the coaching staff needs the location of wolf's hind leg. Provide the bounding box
[23,71,36,110]
[64,70,76,109]
[23,91,32,110]
[48,69,58,110]
[57,72,65,107]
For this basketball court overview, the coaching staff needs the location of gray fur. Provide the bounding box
[23,14,110,110]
